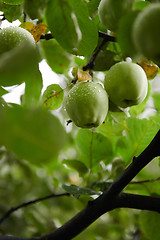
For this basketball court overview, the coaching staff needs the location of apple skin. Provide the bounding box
[0,26,35,54]
[65,81,108,128]
[104,62,148,108]
[0,26,39,86]
[132,4,160,66]
[98,0,133,32]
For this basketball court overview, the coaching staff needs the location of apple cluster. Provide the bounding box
[0,25,148,130]
[65,0,154,129]
[98,0,160,66]
[65,61,148,129]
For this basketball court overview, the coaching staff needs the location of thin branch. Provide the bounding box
[0,14,5,21]
[83,31,116,71]
[0,193,70,225]
[130,176,160,184]
[39,31,116,70]
[40,33,53,41]
[98,31,116,42]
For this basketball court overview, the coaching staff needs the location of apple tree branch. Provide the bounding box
[0,130,160,240]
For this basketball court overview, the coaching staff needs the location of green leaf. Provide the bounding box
[87,0,101,17]
[45,0,98,56]
[0,106,67,165]
[139,211,160,240]
[0,2,22,22]
[23,65,43,108]
[152,92,160,111]
[98,110,128,141]
[0,42,39,87]
[76,129,113,168]
[91,181,112,193]
[92,49,117,71]
[0,86,8,96]
[40,39,73,74]
[63,159,88,176]
[116,118,159,163]
[44,0,78,53]
[129,81,151,116]
[133,1,150,10]
[24,0,48,20]
[62,184,98,198]
[42,84,64,110]
[117,11,139,59]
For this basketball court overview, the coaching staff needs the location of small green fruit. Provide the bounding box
[65,81,108,128]
[0,26,35,54]
[0,26,38,86]
[104,62,148,108]
[132,4,160,66]
[98,0,133,32]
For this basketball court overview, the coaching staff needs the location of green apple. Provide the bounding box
[0,26,35,54]
[65,81,108,128]
[104,62,148,108]
[0,26,39,86]
[0,0,23,5]
[98,0,133,32]
[132,4,160,65]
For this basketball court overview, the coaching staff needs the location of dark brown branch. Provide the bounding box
[1,130,160,240]
[116,192,160,212]
[39,31,116,43]
[40,33,53,40]
[83,31,116,71]
[0,14,5,21]
[98,31,116,42]
[105,130,160,197]
[37,130,160,240]
[0,193,70,225]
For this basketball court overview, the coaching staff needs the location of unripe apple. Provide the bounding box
[0,26,35,54]
[0,26,38,86]
[98,0,133,32]
[132,4,160,65]
[104,62,148,108]
[65,81,108,128]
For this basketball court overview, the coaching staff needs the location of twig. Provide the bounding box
[130,176,160,184]
[40,33,53,40]
[98,31,116,42]
[0,193,70,224]
[0,14,5,21]
[83,31,116,71]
